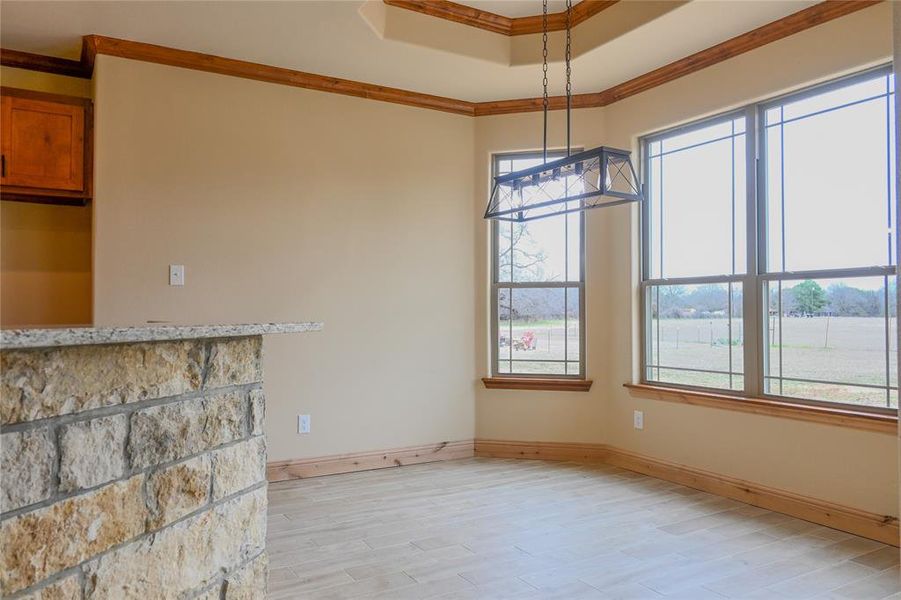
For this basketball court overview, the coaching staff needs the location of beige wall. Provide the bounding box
[0,67,93,327]
[91,55,476,461]
[476,3,899,517]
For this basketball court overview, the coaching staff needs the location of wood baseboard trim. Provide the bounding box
[474,439,899,546]
[474,439,608,461]
[266,439,474,482]
[604,446,899,546]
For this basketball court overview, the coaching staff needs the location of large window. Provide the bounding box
[491,152,585,378]
[641,66,896,412]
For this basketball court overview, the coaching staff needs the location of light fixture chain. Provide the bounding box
[542,0,548,164]
[565,0,572,157]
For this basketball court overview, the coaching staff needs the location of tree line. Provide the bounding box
[653,280,896,319]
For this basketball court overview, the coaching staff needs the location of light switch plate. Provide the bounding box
[169,264,185,286]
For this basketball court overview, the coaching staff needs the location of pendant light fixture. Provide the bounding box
[483,0,643,223]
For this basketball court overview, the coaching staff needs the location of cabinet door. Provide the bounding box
[1,95,85,191]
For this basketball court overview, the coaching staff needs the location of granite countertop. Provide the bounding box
[0,322,323,350]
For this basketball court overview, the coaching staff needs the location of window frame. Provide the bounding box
[639,64,897,416]
[490,150,587,380]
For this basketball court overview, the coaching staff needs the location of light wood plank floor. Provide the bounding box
[266,458,900,599]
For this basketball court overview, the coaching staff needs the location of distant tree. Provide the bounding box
[657,285,687,318]
[884,279,897,318]
[688,285,729,316]
[498,223,548,282]
[792,280,826,315]
[827,284,879,317]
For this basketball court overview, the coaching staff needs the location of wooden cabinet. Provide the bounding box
[1,87,92,205]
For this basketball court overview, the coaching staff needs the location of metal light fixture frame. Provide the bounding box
[483,0,643,223]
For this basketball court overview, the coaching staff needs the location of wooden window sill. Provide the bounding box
[482,377,593,392]
[624,383,897,435]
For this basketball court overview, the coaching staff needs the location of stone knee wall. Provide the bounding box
[0,336,268,599]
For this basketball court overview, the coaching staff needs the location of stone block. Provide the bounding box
[19,572,82,600]
[203,391,246,448]
[129,398,206,469]
[129,391,244,469]
[224,553,267,600]
[212,437,266,500]
[1,342,203,425]
[204,338,262,389]
[1,475,145,595]
[193,585,222,600]
[248,388,265,436]
[59,415,127,493]
[1,428,54,512]
[147,454,211,530]
[85,488,266,599]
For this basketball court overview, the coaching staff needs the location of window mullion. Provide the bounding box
[746,105,763,398]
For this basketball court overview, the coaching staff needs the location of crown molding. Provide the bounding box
[511,0,620,35]
[0,1,884,117]
[382,0,619,36]
[0,48,90,79]
[80,35,476,116]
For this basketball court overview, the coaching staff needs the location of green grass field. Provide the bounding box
[648,316,896,408]
[497,316,896,408]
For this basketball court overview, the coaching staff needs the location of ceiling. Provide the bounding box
[1,1,823,102]
[455,1,571,18]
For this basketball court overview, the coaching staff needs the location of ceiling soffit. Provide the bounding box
[364,0,686,66]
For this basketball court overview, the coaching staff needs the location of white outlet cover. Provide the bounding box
[298,414,311,434]
[169,264,185,286]
[633,410,644,430]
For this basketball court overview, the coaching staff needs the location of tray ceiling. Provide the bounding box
[455,0,571,18]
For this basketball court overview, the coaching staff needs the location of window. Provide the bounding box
[641,66,896,412]
[491,152,585,378]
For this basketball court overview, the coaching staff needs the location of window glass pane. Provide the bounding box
[509,217,567,282]
[503,287,564,376]
[765,74,894,271]
[566,287,581,374]
[765,276,896,409]
[566,208,581,283]
[497,288,511,373]
[647,283,743,391]
[510,362,566,375]
[766,122,784,270]
[647,368,739,391]
[648,118,746,278]
[495,154,579,284]
[661,120,734,154]
[649,155,663,279]
[779,76,888,123]
[497,221,513,283]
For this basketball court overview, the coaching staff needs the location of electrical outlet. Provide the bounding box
[169,264,185,286]
[298,414,311,434]
[633,410,644,430]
